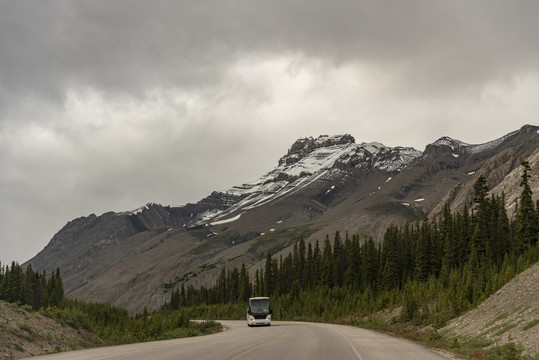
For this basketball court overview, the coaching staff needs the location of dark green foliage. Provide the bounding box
[516,161,538,251]
[43,298,220,345]
[0,263,215,345]
[166,165,538,334]
[0,263,63,310]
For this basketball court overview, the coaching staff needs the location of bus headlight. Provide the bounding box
[266,315,272,322]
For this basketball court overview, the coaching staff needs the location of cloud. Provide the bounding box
[2,1,539,107]
[1,0,538,264]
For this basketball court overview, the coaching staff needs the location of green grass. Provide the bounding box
[523,319,539,331]
[493,322,518,336]
[17,322,33,334]
[485,312,509,328]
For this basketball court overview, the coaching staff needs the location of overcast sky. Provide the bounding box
[1,0,537,265]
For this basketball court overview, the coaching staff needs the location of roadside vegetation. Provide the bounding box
[0,265,221,349]
[165,163,539,359]
[41,300,221,345]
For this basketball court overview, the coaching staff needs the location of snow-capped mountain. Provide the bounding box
[187,135,420,227]
[25,125,539,313]
[429,129,520,156]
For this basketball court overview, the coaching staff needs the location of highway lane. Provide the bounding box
[24,321,451,360]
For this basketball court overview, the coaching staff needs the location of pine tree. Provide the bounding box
[441,202,458,270]
[6,262,23,303]
[516,161,538,251]
[322,235,334,288]
[228,267,239,303]
[415,218,431,281]
[298,238,306,283]
[381,225,401,290]
[457,203,472,266]
[332,231,345,287]
[238,264,251,302]
[472,175,490,257]
[54,268,64,305]
[361,236,378,291]
[264,253,275,296]
[311,240,322,287]
[305,242,313,288]
[217,268,227,303]
[169,289,180,310]
[344,234,361,290]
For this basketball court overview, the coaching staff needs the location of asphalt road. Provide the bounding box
[25,321,451,360]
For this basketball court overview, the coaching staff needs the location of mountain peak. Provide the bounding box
[424,136,469,156]
[280,134,355,166]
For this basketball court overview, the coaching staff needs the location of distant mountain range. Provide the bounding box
[25,125,539,313]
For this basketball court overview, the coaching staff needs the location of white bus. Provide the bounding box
[246,297,272,326]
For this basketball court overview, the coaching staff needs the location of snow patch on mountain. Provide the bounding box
[432,130,519,155]
[197,209,224,222]
[192,135,423,226]
[210,213,243,226]
[120,203,156,216]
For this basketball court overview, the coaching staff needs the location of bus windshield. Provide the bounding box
[249,298,270,314]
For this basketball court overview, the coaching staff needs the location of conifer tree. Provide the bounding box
[381,225,401,290]
[306,242,313,288]
[169,289,180,310]
[298,238,306,283]
[322,235,334,288]
[472,175,490,257]
[344,234,361,290]
[228,267,239,303]
[7,262,23,303]
[264,253,275,296]
[415,218,431,281]
[238,264,251,302]
[441,203,458,270]
[311,240,322,286]
[516,161,537,251]
[332,231,345,287]
[217,268,227,303]
[361,236,378,290]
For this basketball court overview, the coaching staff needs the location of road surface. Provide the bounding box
[24,320,451,360]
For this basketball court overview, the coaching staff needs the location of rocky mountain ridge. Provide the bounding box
[24,125,539,313]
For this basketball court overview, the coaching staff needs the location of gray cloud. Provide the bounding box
[1,0,538,264]
[2,1,539,105]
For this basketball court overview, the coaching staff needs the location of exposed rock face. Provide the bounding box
[279,134,356,166]
[24,125,539,313]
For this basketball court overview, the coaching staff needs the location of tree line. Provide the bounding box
[0,262,64,309]
[168,162,538,326]
[0,262,221,344]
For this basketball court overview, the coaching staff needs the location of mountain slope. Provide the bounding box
[0,301,102,359]
[442,263,539,357]
[24,125,539,313]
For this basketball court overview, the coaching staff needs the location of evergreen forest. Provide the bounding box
[167,163,539,330]
[0,263,64,309]
[0,263,220,344]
